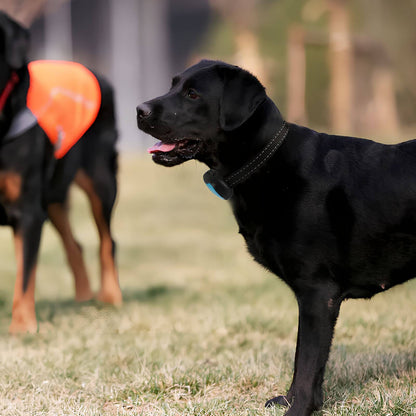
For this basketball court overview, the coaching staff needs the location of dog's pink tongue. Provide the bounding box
[147,141,176,154]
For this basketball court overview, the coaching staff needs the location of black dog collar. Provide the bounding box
[0,72,19,113]
[203,122,289,200]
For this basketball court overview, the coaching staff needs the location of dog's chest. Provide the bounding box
[233,203,288,276]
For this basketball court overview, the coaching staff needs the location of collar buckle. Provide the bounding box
[203,169,234,200]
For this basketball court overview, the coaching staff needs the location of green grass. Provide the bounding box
[0,155,415,415]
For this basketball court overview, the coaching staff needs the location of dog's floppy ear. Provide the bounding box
[218,65,266,131]
[0,12,30,69]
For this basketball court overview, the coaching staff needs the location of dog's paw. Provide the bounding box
[75,289,94,303]
[265,395,290,408]
[9,300,38,334]
[96,289,122,306]
[9,317,38,334]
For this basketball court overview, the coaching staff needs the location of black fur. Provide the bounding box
[137,59,416,416]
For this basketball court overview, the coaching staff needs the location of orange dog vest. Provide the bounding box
[27,60,101,158]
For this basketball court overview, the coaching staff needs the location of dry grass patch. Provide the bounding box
[0,155,415,415]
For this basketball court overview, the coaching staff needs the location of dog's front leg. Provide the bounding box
[9,212,44,334]
[48,203,93,302]
[266,285,341,416]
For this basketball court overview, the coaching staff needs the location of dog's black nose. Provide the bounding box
[136,103,152,119]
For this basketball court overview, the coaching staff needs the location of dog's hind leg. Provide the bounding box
[75,168,122,305]
[9,214,43,334]
[266,284,341,416]
[48,202,94,302]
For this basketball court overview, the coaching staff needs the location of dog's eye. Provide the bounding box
[186,89,199,100]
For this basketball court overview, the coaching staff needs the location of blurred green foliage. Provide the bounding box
[201,0,416,132]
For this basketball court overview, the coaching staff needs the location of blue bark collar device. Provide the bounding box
[203,122,289,200]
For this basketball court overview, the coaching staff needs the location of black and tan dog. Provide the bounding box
[0,12,122,334]
[137,59,416,416]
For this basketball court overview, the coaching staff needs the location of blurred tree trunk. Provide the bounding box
[328,0,353,133]
[371,66,399,135]
[354,37,400,136]
[209,0,267,84]
[0,0,69,27]
[287,25,307,124]
[359,0,416,128]
[44,0,72,60]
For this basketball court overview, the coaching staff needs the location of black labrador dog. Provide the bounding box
[137,59,415,415]
[1,12,122,333]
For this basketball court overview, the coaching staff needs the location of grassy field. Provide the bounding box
[0,155,415,416]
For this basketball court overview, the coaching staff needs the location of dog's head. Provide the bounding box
[0,12,29,90]
[137,60,267,167]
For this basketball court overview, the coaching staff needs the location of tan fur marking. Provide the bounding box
[75,170,122,305]
[0,172,22,202]
[48,203,94,301]
[9,233,37,334]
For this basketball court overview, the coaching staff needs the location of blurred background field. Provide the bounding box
[1,1,416,414]
[3,0,416,149]
[0,156,415,415]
